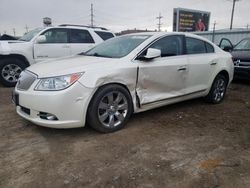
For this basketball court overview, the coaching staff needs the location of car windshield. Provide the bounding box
[19,28,43,42]
[234,38,250,50]
[84,35,151,58]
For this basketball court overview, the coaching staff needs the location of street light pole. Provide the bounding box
[230,0,240,30]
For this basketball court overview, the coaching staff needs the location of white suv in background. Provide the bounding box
[0,24,115,86]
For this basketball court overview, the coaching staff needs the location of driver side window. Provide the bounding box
[148,35,183,57]
[41,29,68,43]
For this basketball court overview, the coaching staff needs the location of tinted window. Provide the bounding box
[205,42,214,53]
[186,37,206,54]
[70,29,94,43]
[149,35,183,57]
[94,31,114,40]
[42,29,68,43]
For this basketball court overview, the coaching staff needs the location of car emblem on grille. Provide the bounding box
[235,59,240,67]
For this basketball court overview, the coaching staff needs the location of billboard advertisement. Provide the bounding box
[173,8,210,32]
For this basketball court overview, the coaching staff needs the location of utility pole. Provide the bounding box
[25,25,29,33]
[156,13,163,31]
[13,28,16,36]
[212,21,217,43]
[90,3,94,27]
[230,0,240,30]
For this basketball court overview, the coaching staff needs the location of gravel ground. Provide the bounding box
[0,81,250,188]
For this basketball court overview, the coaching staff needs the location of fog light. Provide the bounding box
[38,112,58,121]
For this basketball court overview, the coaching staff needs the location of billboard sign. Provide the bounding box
[173,8,210,32]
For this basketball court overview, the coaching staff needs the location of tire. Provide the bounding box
[0,58,27,87]
[87,84,133,133]
[205,74,228,104]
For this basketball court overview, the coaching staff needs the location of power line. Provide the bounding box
[156,13,163,31]
[212,21,217,42]
[229,0,240,30]
[13,28,16,36]
[90,3,94,27]
[25,25,29,33]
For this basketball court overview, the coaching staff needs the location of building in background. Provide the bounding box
[116,28,156,36]
[194,28,250,45]
[173,8,210,32]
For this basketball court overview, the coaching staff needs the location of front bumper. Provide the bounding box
[234,66,250,79]
[14,81,95,128]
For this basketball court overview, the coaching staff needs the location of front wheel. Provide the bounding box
[205,74,228,104]
[87,84,133,133]
[0,58,27,87]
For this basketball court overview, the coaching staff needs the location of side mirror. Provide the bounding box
[36,35,46,43]
[223,46,233,52]
[142,48,161,60]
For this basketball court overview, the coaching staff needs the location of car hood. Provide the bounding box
[0,40,28,54]
[27,55,119,78]
[231,50,250,62]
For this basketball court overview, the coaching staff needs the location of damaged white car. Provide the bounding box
[13,32,234,132]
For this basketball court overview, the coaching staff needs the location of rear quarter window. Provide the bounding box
[205,42,215,53]
[94,31,114,41]
[186,37,214,54]
[186,37,206,54]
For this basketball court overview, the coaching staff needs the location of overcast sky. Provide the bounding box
[0,0,250,36]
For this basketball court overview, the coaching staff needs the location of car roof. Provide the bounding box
[42,25,113,33]
[125,32,215,45]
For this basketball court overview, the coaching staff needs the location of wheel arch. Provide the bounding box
[88,82,135,113]
[217,70,229,86]
[0,54,30,67]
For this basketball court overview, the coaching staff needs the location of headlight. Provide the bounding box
[35,73,83,91]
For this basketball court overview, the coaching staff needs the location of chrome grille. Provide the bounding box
[17,71,37,90]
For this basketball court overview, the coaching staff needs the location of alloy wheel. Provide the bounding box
[1,64,22,83]
[213,78,226,102]
[98,91,128,128]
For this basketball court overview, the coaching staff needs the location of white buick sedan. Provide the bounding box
[13,32,234,132]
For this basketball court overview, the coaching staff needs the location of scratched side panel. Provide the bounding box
[79,61,138,111]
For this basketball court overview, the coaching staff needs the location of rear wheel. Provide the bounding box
[87,84,133,133]
[0,58,27,87]
[205,74,228,104]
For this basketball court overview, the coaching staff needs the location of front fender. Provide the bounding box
[79,65,138,92]
[0,41,11,55]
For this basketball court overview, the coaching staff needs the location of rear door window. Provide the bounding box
[70,29,95,43]
[186,37,206,54]
[205,42,215,53]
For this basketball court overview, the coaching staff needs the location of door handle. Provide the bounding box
[210,62,217,66]
[178,66,187,71]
